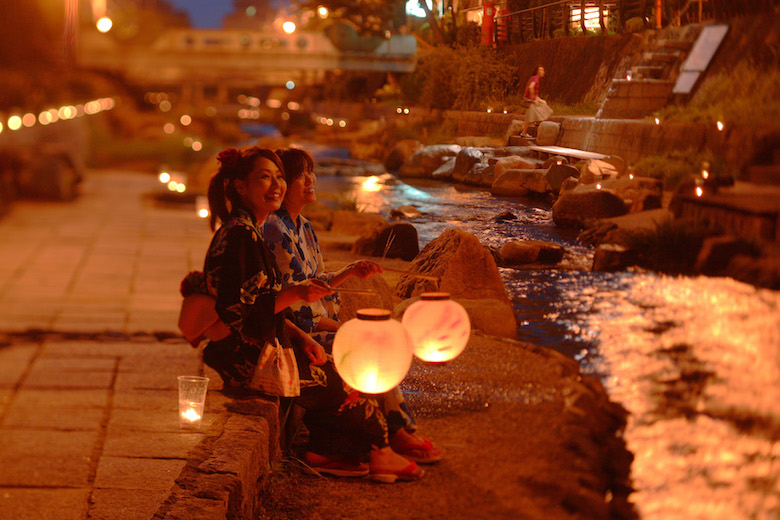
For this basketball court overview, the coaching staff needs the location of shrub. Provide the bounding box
[631,149,733,190]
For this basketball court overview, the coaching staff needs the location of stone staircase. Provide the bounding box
[596,25,702,119]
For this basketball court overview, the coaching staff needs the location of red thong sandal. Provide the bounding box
[390,435,443,464]
[303,452,369,478]
[369,462,425,483]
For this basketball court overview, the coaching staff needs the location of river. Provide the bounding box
[315,169,780,520]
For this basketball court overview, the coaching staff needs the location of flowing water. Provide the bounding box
[316,171,780,520]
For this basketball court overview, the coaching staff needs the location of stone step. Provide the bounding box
[643,51,680,64]
[632,65,666,79]
[658,38,694,51]
[508,135,535,146]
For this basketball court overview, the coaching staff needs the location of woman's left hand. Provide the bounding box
[304,339,327,366]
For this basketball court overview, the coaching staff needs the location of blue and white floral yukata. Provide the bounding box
[263,206,417,435]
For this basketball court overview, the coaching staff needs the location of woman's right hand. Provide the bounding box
[295,278,334,302]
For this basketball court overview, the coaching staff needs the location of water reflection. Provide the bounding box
[317,173,780,519]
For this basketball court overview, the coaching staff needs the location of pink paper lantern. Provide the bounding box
[332,308,413,394]
[401,292,471,362]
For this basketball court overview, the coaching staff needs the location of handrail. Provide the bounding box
[495,0,571,19]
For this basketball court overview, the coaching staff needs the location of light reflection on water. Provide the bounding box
[318,174,780,519]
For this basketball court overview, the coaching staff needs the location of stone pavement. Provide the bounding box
[0,171,277,520]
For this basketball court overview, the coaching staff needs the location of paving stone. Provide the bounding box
[89,489,171,520]
[0,488,90,520]
[115,372,182,392]
[32,358,117,373]
[0,430,97,487]
[93,456,186,491]
[22,370,114,390]
[4,407,104,431]
[107,408,218,432]
[103,431,205,458]
[112,389,177,411]
[10,389,110,409]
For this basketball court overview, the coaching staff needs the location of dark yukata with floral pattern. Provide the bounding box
[202,206,388,457]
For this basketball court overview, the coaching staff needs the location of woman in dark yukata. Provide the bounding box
[200,146,423,482]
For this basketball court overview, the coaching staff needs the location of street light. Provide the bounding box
[96,16,112,33]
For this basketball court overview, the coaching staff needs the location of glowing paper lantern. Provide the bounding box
[332,309,413,394]
[402,293,470,362]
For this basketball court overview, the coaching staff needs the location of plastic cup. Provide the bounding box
[177,375,209,429]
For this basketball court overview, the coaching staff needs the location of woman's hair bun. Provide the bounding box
[217,149,241,171]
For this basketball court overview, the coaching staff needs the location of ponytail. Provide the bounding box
[206,171,229,231]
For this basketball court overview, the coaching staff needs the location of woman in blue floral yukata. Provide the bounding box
[200,146,423,482]
[263,147,442,465]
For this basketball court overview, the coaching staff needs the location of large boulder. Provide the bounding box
[384,139,423,172]
[452,147,484,183]
[351,221,419,261]
[592,244,635,272]
[394,296,517,339]
[494,156,535,178]
[330,210,387,236]
[431,156,457,180]
[394,228,511,304]
[536,121,561,146]
[546,164,580,192]
[491,169,551,197]
[398,144,461,179]
[463,162,495,187]
[338,275,396,322]
[500,240,565,266]
[552,189,628,227]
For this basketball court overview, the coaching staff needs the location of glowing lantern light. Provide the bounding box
[180,114,191,126]
[332,309,413,394]
[163,123,175,134]
[196,195,209,219]
[159,171,171,183]
[8,116,22,131]
[695,186,703,197]
[716,121,724,131]
[282,21,296,34]
[22,113,36,127]
[654,117,660,125]
[317,6,329,18]
[402,293,471,362]
[96,17,113,33]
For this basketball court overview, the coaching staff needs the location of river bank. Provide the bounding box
[259,229,633,520]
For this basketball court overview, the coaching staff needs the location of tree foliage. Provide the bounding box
[296,0,405,36]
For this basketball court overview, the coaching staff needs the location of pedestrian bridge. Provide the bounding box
[77,28,417,89]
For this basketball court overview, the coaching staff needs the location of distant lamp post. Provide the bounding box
[333,309,413,394]
[401,293,471,363]
[96,16,112,33]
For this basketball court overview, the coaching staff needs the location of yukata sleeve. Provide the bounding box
[212,226,278,346]
[264,218,307,285]
[307,225,342,320]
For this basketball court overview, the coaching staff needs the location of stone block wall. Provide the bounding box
[598,79,675,119]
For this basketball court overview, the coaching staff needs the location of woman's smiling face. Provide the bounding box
[285,167,317,211]
[234,157,287,222]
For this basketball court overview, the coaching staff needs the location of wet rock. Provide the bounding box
[559,176,580,195]
[431,156,456,180]
[604,155,628,176]
[503,119,525,145]
[330,210,386,236]
[546,164,580,192]
[383,139,423,172]
[395,296,517,339]
[592,244,635,271]
[398,144,461,179]
[389,205,423,219]
[694,235,752,275]
[552,189,628,228]
[491,169,551,197]
[452,147,484,183]
[494,156,535,178]
[454,136,503,147]
[351,221,419,261]
[536,121,561,146]
[628,190,662,213]
[394,228,510,303]
[493,210,517,221]
[582,158,623,183]
[542,155,569,169]
[500,239,565,266]
[463,162,495,187]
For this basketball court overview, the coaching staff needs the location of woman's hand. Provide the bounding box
[303,338,327,366]
[295,278,334,302]
[348,260,383,280]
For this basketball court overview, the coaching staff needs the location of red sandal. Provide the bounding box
[390,435,443,464]
[369,461,425,483]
